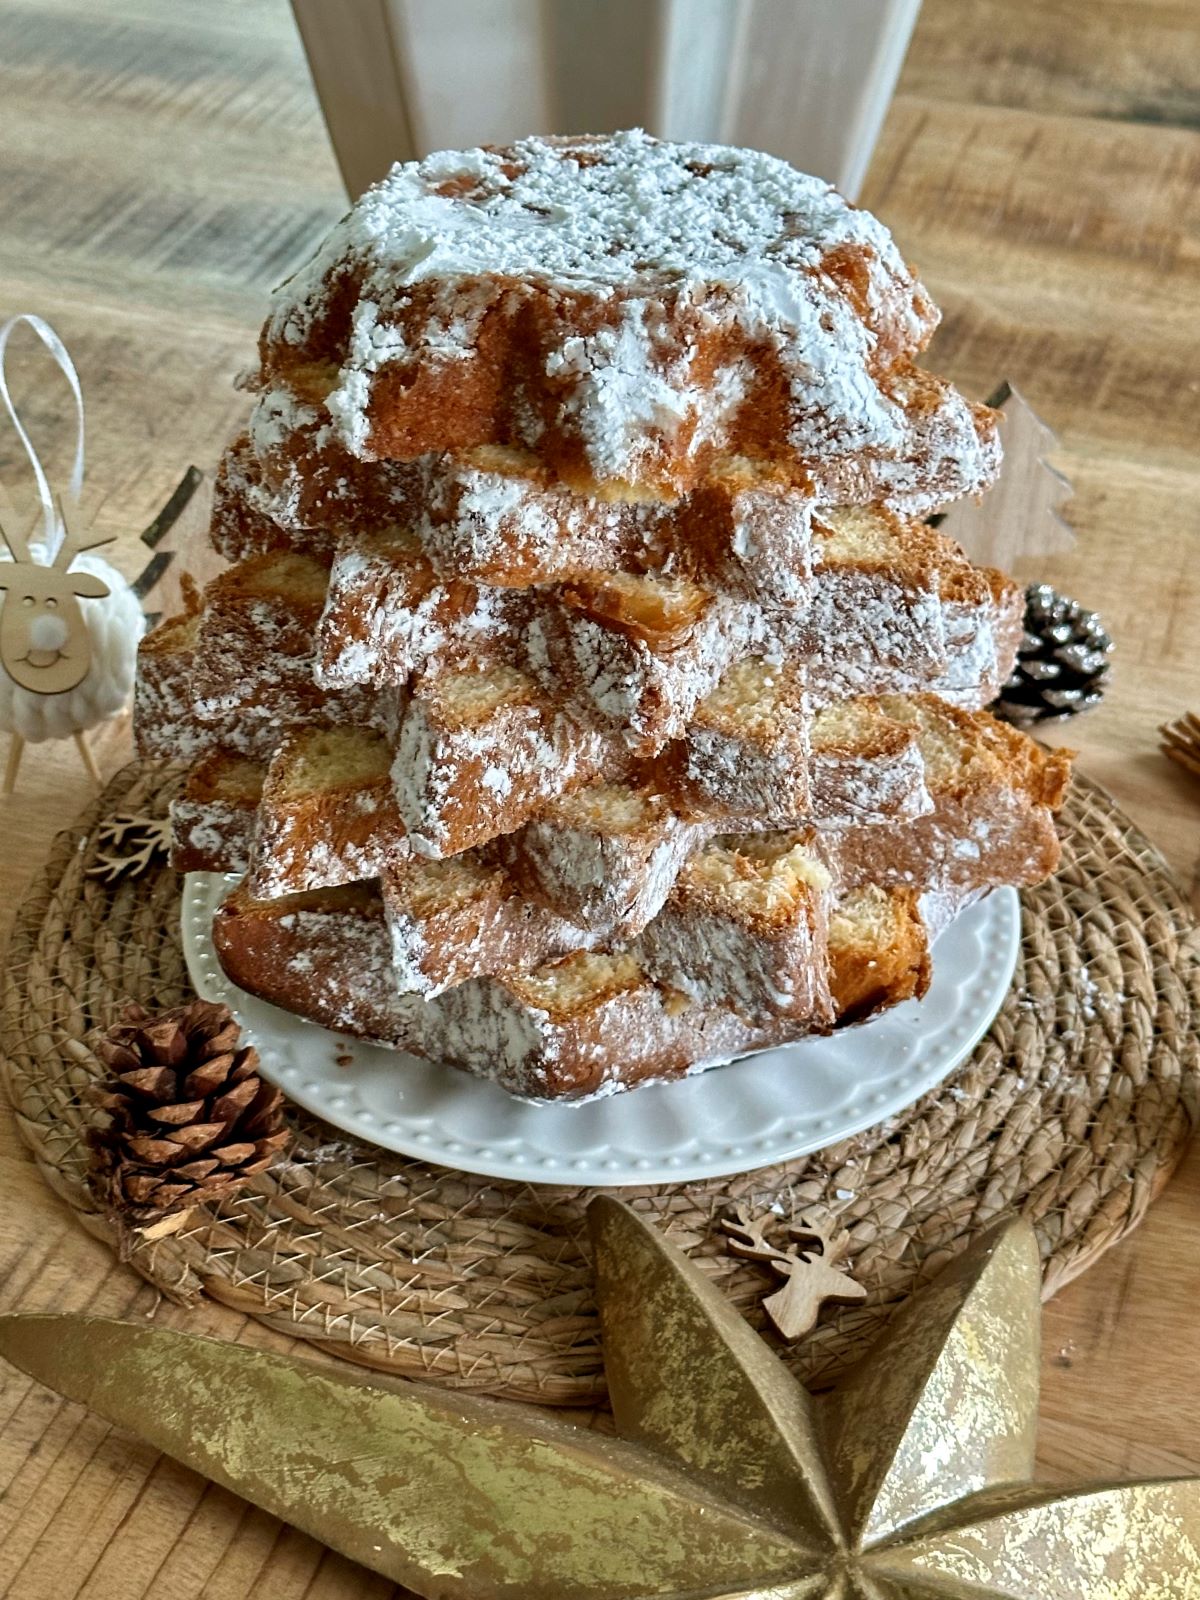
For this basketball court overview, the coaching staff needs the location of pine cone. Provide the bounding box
[992,583,1112,726]
[87,999,289,1229]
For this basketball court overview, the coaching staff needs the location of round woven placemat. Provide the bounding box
[3,760,1198,1404]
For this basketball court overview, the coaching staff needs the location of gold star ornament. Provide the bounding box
[0,1200,1197,1597]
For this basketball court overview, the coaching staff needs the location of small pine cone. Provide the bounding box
[992,583,1112,726]
[86,999,289,1228]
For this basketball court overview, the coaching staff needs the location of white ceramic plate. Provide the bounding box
[182,875,1020,1187]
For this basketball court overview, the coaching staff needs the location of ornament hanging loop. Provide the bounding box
[0,313,86,557]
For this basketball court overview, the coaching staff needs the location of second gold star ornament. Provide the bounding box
[0,1201,1197,1596]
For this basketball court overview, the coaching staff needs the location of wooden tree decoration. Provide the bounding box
[127,463,217,628]
[720,1202,867,1340]
[933,381,1075,568]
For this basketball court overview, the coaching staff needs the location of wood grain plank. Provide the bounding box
[75,1465,250,1600]
[1037,1139,1200,1481]
[900,0,1200,128]
[189,1511,317,1600]
[867,100,1200,467]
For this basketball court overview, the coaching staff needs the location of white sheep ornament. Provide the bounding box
[0,488,145,793]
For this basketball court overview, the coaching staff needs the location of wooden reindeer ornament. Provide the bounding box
[0,489,114,694]
[0,315,145,793]
[720,1203,867,1340]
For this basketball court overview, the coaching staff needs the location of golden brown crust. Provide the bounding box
[210,874,942,1100]
[392,666,617,857]
[380,850,586,996]
[212,880,418,1046]
[881,696,1073,810]
[972,713,1074,809]
[824,700,1071,894]
[637,834,836,1025]
[191,550,335,729]
[259,321,992,504]
[135,613,202,760]
[209,432,331,563]
[169,749,265,875]
[495,781,704,939]
[248,727,408,898]
[138,554,380,764]
[828,887,931,1022]
[250,126,998,503]
[236,399,819,599]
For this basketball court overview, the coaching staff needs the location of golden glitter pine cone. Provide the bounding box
[87,999,288,1228]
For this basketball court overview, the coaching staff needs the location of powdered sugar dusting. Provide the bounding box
[264,130,939,480]
[173,131,1065,1102]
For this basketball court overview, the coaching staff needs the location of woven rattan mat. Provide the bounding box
[3,760,1198,1404]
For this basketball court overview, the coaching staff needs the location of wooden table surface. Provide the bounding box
[1,1,1198,1594]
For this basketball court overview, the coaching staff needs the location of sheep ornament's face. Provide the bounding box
[0,559,109,693]
[0,494,114,696]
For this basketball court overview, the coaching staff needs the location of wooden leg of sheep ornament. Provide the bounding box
[72,731,100,785]
[3,730,103,795]
[3,733,22,796]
